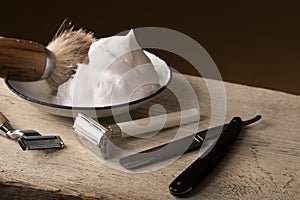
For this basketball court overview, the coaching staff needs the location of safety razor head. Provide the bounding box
[17,130,64,151]
[73,113,114,159]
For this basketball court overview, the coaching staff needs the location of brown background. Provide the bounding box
[0,0,299,94]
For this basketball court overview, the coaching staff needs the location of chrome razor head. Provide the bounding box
[18,130,64,151]
[73,113,114,159]
[0,112,64,151]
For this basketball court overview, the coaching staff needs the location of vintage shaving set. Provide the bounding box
[0,19,263,197]
[74,111,261,196]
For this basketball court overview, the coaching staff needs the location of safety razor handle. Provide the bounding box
[0,112,14,137]
[115,108,199,138]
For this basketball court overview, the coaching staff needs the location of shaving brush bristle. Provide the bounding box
[47,19,96,93]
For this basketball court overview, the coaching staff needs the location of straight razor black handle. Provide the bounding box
[169,115,261,196]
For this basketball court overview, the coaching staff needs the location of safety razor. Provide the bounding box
[0,112,64,150]
[73,108,199,159]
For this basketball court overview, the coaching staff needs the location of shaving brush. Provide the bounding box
[0,19,96,92]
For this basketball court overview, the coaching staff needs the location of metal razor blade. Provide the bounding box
[0,112,64,150]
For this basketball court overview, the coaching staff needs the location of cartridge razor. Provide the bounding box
[73,108,199,159]
[0,112,64,150]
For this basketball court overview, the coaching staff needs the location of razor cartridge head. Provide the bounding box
[17,130,64,150]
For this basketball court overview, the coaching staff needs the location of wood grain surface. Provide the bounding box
[0,74,299,200]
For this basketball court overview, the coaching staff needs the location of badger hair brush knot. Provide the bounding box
[47,19,96,93]
[0,19,96,94]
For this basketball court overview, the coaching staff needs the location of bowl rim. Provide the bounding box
[5,65,172,111]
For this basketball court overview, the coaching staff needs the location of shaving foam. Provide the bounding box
[52,30,160,107]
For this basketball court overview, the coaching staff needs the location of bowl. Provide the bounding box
[5,51,172,118]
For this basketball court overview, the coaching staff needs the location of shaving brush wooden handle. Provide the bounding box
[0,112,9,125]
[0,19,96,92]
[0,37,53,81]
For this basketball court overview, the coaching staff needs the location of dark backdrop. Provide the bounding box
[1,0,299,94]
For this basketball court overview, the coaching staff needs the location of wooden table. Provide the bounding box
[0,74,299,199]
